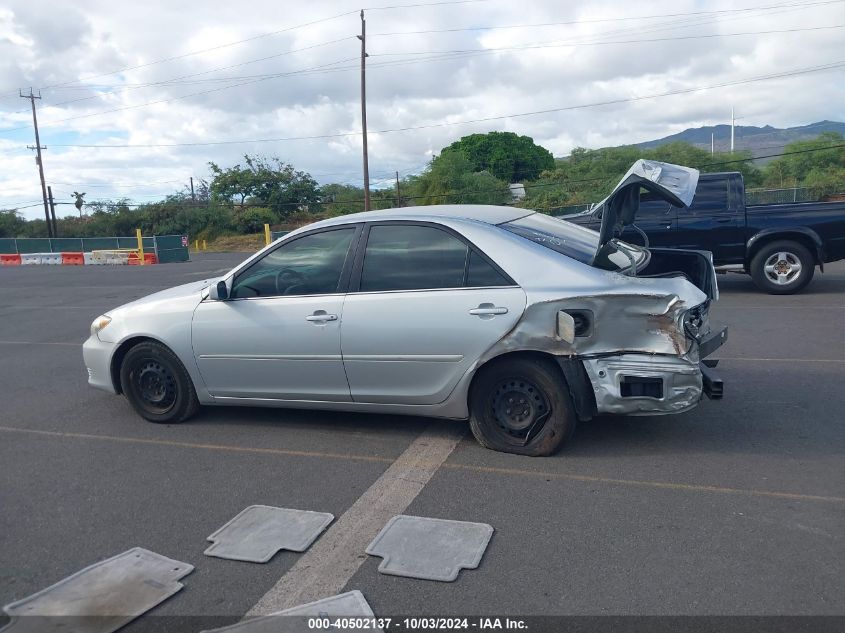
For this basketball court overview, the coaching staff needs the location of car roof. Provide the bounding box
[306,204,533,229]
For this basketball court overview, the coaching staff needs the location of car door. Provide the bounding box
[675,176,744,262]
[191,226,359,401]
[619,191,678,248]
[340,222,526,405]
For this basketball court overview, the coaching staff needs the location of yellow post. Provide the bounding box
[264,223,271,246]
[202,239,207,251]
[135,228,145,266]
[194,240,199,251]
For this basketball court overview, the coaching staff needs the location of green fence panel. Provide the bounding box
[0,238,16,254]
[154,234,190,263]
[51,238,85,252]
[270,230,289,242]
[15,238,52,253]
[81,237,120,251]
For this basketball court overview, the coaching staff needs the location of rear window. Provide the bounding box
[501,213,639,271]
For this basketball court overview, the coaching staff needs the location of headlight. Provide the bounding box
[90,315,112,337]
[682,303,709,340]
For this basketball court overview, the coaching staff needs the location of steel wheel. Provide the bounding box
[490,378,552,446]
[469,357,578,456]
[119,340,199,424]
[131,358,178,415]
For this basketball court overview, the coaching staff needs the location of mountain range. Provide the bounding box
[635,120,845,162]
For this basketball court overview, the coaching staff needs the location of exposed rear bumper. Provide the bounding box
[700,361,724,399]
[698,326,728,359]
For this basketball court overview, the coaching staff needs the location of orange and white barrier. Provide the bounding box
[0,250,159,266]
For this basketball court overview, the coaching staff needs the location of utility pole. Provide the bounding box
[190,176,196,204]
[358,10,371,211]
[711,132,714,155]
[395,171,401,207]
[47,186,58,237]
[21,88,52,237]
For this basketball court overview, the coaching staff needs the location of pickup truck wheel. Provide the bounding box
[120,341,200,424]
[750,240,815,295]
[469,357,577,456]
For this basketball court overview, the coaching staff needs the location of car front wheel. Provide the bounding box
[469,357,577,456]
[120,340,199,424]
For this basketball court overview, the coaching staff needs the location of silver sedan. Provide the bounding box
[83,160,727,456]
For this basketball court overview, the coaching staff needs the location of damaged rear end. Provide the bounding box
[498,159,727,418]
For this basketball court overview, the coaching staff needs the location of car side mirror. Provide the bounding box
[210,280,229,301]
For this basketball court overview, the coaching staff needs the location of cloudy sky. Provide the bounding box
[1,0,844,218]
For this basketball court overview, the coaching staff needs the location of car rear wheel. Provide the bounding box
[120,340,199,424]
[750,240,815,295]
[469,357,577,456]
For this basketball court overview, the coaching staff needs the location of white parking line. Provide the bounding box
[246,422,467,616]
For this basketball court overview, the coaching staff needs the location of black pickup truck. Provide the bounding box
[567,171,845,294]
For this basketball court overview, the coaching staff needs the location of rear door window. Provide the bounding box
[357,224,513,292]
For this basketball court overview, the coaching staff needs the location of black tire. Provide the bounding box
[749,240,815,295]
[469,357,577,456]
[119,340,200,424]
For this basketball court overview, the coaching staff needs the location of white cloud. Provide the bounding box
[1,0,844,217]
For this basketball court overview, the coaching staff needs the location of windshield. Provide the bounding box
[500,212,646,272]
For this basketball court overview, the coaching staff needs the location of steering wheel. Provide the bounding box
[274,268,305,295]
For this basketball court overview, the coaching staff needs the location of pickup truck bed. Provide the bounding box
[567,171,845,294]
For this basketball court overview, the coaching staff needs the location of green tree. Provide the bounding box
[440,131,555,182]
[409,152,511,205]
[761,132,845,188]
[0,210,26,237]
[208,155,321,217]
[234,207,276,233]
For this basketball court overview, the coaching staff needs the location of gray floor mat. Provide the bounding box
[0,547,193,633]
[365,515,493,582]
[204,505,334,563]
[199,591,377,632]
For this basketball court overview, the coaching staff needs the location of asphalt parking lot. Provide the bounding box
[1,254,843,629]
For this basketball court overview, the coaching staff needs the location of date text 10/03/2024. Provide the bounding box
[307,617,529,630]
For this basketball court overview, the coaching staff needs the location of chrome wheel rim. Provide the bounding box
[763,251,802,286]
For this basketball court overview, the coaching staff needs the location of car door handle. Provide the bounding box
[305,312,338,322]
[469,306,508,316]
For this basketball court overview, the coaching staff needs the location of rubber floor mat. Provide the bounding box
[0,547,193,633]
[199,591,378,632]
[366,515,493,582]
[204,505,334,563]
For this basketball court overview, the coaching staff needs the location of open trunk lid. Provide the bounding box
[592,160,699,266]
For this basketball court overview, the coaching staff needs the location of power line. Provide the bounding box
[43,60,845,148]
[2,2,830,122]
[5,24,835,136]
[369,0,845,34]
[26,37,357,112]
[28,11,360,94]
[0,1,495,102]
[365,0,492,9]
[369,24,845,57]
[0,57,360,133]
